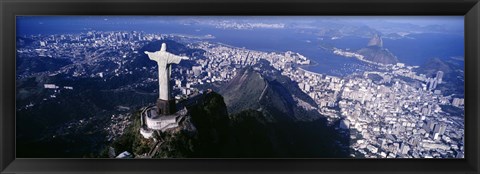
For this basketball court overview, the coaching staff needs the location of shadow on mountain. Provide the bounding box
[145,66,350,158]
[147,90,349,158]
[219,66,349,157]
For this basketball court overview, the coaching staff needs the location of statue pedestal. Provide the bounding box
[157,99,176,115]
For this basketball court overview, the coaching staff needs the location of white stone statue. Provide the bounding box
[145,43,188,101]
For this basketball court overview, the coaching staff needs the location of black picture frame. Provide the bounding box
[1,0,479,173]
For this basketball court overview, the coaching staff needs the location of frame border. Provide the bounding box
[1,0,479,173]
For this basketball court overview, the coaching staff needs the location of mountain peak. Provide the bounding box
[219,68,268,115]
[357,34,399,65]
[367,34,383,47]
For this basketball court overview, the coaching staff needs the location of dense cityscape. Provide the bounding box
[16,18,465,158]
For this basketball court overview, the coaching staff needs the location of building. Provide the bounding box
[44,84,59,89]
[436,71,444,84]
[427,78,437,91]
[437,123,447,135]
[192,66,202,76]
[139,105,187,139]
[142,106,182,131]
[139,127,154,139]
[452,98,464,107]
[340,119,350,130]
[116,151,132,158]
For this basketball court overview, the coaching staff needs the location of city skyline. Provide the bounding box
[16,16,464,158]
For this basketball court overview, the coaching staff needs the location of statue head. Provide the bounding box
[160,43,167,52]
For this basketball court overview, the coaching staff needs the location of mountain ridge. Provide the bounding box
[219,67,320,122]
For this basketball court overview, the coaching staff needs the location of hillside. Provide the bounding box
[357,46,399,65]
[417,57,452,76]
[106,89,349,158]
[219,68,267,115]
[220,66,322,121]
[416,57,464,97]
[357,34,399,65]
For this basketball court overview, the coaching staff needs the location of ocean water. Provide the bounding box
[383,33,464,66]
[17,16,465,76]
[16,16,465,158]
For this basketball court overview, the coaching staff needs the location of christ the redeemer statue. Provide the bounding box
[145,43,188,115]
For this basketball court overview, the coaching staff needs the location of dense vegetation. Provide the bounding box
[99,110,152,158]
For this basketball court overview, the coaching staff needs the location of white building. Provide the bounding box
[139,106,185,139]
[192,66,202,76]
[139,127,154,139]
[143,106,179,130]
[44,84,59,89]
[116,151,132,158]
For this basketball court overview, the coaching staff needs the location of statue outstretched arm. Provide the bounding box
[166,53,189,64]
[144,51,158,61]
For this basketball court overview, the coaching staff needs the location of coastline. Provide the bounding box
[297,60,328,77]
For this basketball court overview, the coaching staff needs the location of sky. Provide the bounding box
[16,16,464,36]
